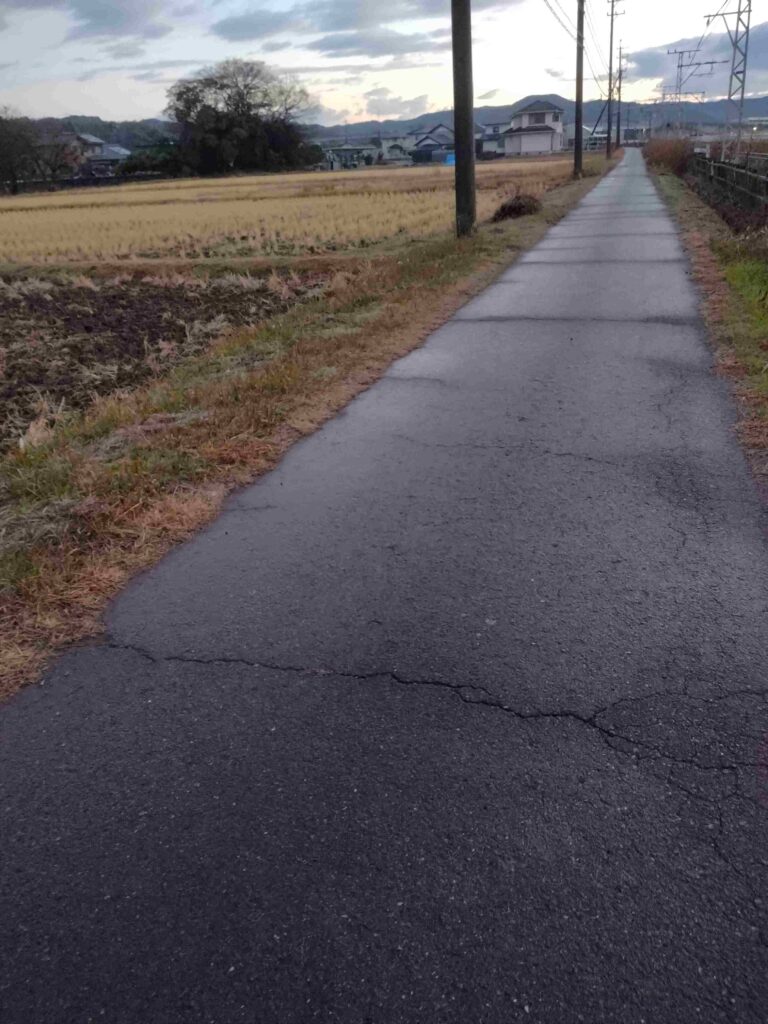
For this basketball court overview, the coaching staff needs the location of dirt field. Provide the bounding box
[0,270,324,449]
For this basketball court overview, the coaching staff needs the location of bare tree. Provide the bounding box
[34,129,80,183]
[0,109,36,194]
[166,59,311,174]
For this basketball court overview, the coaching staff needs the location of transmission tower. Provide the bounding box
[707,0,752,157]
[668,49,700,132]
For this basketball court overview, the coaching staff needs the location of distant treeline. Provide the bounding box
[0,60,324,192]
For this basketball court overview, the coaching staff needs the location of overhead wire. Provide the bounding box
[540,0,607,100]
[585,0,609,70]
[550,0,578,34]
[681,0,729,88]
[541,0,576,40]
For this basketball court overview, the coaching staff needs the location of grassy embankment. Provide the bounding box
[651,158,768,493]
[0,155,608,697]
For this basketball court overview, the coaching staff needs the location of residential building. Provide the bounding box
[503,100,565,156]
[481,122,510,156]
[325,143,378,170]
[87,144,131,175]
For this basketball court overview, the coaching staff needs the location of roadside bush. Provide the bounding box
[492,193,542,221]
[644,139,693,175]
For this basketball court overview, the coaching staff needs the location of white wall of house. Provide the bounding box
[503,131,557,157]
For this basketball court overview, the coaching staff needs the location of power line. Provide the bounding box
[681,0,730,88]
[585,0,609,69]
[585,47,607,96]
[541,0,605,100]
[551,0,577,34]
[541,0,576,40]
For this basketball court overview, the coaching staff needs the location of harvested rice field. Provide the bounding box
[0,157,595,263]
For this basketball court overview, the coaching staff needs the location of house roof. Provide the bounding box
[91,145,130,161]
[77,133,106,145]
[514,100,564,114]
[503,124,556,136]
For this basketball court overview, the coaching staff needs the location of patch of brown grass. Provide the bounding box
[644,139,694,175]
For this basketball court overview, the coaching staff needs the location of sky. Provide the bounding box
[0,0,767,125]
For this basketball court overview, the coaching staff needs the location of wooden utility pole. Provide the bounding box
[574,0,585,177]
[606,0,617,158]
[451,0,476,236]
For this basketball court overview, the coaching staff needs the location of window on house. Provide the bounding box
[529,113,546,126]
[552,113,560,122]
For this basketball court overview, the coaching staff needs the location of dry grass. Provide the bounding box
[0,163,613,699]
[656,172,768,492]
[0,157,602,263]
[644,139,693,176]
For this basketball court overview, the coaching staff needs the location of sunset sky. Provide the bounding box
[0,0,767,124]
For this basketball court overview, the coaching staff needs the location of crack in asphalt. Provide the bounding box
[104,639,764,775]
[389,433,621,467]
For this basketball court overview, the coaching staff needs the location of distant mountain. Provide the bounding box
[29,116,179,150]
[302,92,768,142]
[27,92,768,152]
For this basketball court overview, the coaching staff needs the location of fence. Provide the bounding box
[690,155,768,208]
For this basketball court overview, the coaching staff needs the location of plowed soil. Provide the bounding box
[0,273,322,448]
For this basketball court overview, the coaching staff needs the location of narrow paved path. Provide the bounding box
[3,151,768,1023]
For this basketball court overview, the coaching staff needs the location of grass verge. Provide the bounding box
[655,172,768,494]
[0,167,610,700]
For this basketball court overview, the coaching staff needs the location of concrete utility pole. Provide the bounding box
[615,44,623,148]
[605,0,619,159]
[574,0,585,177]
[451,0,476,236]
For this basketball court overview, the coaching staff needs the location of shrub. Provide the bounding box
[644,139,693,175]
[491,193,542,221]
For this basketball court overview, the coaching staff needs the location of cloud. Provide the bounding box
[103,41,147,60]
[308,27,451,58]
[304,103,351,125]
[545,69,564,80]
[628,20,768,95]
[0,0,184,40]
[210,0,519,47]
[478,88,499,99]
[211,9,299,42]
[262,40,292,53]
[75,57,210,82]
[364,85,429,117]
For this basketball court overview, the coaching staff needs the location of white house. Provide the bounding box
[503,100,565,156]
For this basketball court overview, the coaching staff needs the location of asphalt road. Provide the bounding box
[3,150,768,1023]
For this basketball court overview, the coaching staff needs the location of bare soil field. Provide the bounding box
[0,271,323,448]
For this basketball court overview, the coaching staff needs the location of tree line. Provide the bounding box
[0,60,323,192]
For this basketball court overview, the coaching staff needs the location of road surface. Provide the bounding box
[2,150,768,1023]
